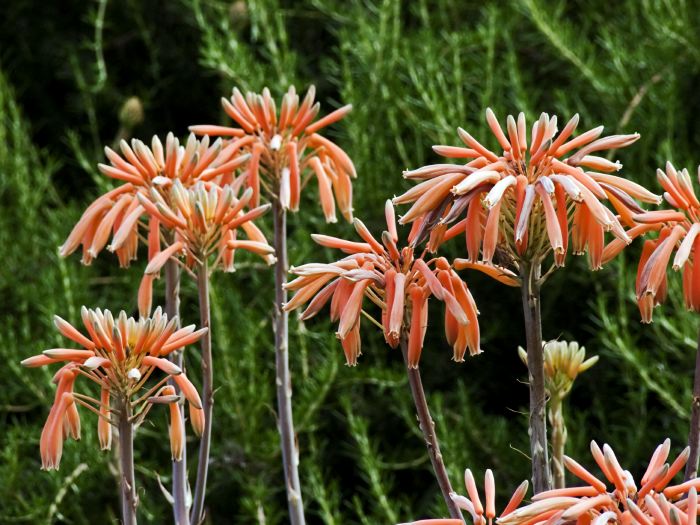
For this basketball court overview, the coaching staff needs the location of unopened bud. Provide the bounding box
[119,97,144,129]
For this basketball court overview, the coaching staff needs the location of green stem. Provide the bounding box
[272,199,306,525]
[549,396,566,489]
[166,258,190,525]
[118,398,138,525]
[399,335,464,522]
[520,261,552,493]
[191,261,212,524]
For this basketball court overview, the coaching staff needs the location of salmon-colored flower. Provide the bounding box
[21,307,206,469]
[190,85,355,221]
[136,180,274,314]
[496,440,698,525]
[401,469,529,525]
[59,133,250,266]
[625,162,700,322]
[284,200,480,367]
[394,109,657,275]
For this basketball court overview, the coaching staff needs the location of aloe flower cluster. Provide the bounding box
[498,441,697,525]
[22,307,206,469]
[59,133,250,267]
[406,441,700,525]
[625,162,700,322]
[394,109,657,272]
[191,85,355,221]
[137,179,274,314]
[285,200,480,367]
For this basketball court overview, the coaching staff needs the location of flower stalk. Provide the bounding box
[165,258,190,525]
[520,262,551,493]
[400,334,463,521]
[548,396,565,489]
[273,199,305,525]
[118,397,138,525]
[191,260,212,524]
[686,325,700,481]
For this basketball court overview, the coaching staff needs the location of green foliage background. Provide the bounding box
[1,0,700,523]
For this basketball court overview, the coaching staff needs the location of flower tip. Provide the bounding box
[20,356,37,367]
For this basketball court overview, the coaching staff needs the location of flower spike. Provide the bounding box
[191,85,355,221]
[285,200,481,366]
[394,109,653,276]
[22,308,206,470]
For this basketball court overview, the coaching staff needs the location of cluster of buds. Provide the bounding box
[60,133,251,267]
[21,307,206,469]
[393,109,659,274]
[137,180,274,314]
[518,340,598,401]
[191,85,355,221]
[284,200,480,367]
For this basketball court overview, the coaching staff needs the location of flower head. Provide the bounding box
[496,440,697,525]
[60,133,250,266]
[284,200,480,367]
[136,179,274,314]
[627,162,700,322]
[400,469,529,525]
[22,307,207,469]
[190,85,355,222]
[518,340,598,400]
[394,109,657,276]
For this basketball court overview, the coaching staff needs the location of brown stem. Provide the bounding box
[685,325,700,481]
[166,258,190,525]
[520,262,552,494]
[118,398,138,525]
[191,261,212,524]
[549,396,566,489]
[272,199,306,525]
[399,335,464,521]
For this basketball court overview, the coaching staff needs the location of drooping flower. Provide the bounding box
[284,200,480,367]
[624,162,700,322]
[59,133,250,266]
[190,85,355,221]
[136,179,274,314]
[496,440,697,525]
[394,109,658,276]
[21,307,207,470]
[400,469,529,525]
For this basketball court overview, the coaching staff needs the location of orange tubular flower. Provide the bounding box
[630,162,700,323]
[190,85,356,222]
[21,307,207,470]
[59,133,250,267]
[496,440,699,525]
[394,109,658,275]
[284,200,480,367]
[136,179,274,314]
